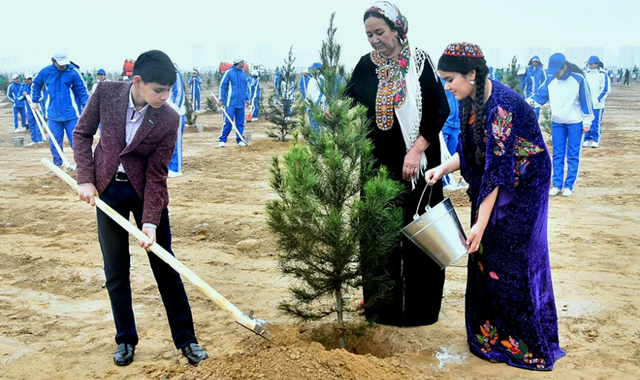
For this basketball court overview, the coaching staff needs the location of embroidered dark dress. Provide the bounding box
[459,80,565,370]
[346,50,450,326]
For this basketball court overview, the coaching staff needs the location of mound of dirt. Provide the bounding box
[146,324,432,380]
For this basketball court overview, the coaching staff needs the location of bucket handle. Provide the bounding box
[413,181,434,220]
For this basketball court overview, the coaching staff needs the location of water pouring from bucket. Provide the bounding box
[401,183,470,269]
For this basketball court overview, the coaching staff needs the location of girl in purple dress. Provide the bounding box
[425,42,565,371]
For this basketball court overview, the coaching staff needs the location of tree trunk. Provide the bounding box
[335,288,345,349]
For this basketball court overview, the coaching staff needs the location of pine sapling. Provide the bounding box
[266,13,403,348]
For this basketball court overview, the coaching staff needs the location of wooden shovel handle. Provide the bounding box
[41,158,259,331]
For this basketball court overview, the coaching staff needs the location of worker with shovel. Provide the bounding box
[73,50,208,367]
[217,58,248,147]
[31,52,89,167]
[21,73,43,145]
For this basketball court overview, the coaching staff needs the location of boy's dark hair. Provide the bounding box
[133,50,176,86]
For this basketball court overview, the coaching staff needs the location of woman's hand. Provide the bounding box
[466,221,487,253]
[424,165,444,185]
[403,148,422,181]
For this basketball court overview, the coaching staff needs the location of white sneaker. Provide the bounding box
[562,188,573,197]
[583,140,592,148]
[238,141,247,147]
[591,142,600,148]
[549,187,561,196]
[13,129,20,133]
[168,170,182,178]
[219,142,226,148]
[25,142,36,147]
[443,184,456,191]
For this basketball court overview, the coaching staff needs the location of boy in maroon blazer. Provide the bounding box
[73,50,208,366]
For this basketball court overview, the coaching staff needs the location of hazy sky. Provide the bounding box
[1,0,638,72]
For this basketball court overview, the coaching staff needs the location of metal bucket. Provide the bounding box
[195,124,205,133]
[244,130,252,143]
[401,184,469,268]
[12,136,25,148]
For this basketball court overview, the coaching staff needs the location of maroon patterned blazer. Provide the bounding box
[73,82,179,225]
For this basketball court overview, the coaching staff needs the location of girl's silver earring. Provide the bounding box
[470,80,475,85]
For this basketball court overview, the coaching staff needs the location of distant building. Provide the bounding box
[618,46,640,68]
[564,46,605,66]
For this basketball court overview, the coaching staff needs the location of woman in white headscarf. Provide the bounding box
[345,1,450,327]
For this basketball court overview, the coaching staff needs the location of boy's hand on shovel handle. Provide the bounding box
[140,227,156,251]
[78,184,99,206]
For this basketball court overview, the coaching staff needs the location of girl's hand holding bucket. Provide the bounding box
[425,166,445,185]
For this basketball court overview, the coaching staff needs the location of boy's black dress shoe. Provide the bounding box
[114,343,135,366]
[181,343,209,365]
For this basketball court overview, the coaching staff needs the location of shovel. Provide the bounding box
[211,92,248,144]
[27,94,76,171]
[41,157,272,341]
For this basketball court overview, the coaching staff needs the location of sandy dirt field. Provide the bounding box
[0,83,639,380]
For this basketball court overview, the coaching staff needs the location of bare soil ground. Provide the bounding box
[0,84,638,380]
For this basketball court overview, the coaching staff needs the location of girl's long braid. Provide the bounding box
[459,98,473,165]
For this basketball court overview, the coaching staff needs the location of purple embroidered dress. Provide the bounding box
[458,80,565,370]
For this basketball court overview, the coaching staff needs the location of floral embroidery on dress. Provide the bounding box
[501,336,547,369]
[513,137,544,186]
[514,137,544,157]
[491,106,513,156]
[371,45,411,131]
[476,320,499,353]
[514,159,530,186]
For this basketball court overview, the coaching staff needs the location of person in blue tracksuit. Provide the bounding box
[528,53,594,197]
[91,68,108,94]
[247,71,261,121]
[607,69,615,84]
[439,78,460,188]
[304,62,325,133]
[168,67,186,177]
[584,56,610,148]
[31,52,89,167]
[521,56,546,118]
[274,69,281,104]
[299,70,310,99]
[7,74,27,132]
[187,71,201,111]
[217,59,248,147]
[440,77,460,155]
[21,73,43,145]
[488,66,497,81]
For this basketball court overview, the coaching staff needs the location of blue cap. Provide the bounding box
[587,55,600,64]
[97,69,106,75]
[547,53,566,76]
[309,62,322,70]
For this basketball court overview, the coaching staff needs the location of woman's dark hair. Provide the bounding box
[364,11,397,34]
[438,56,490,167]
[133,50,177,87]
[565,61,584,75]
[598,61,604,69]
